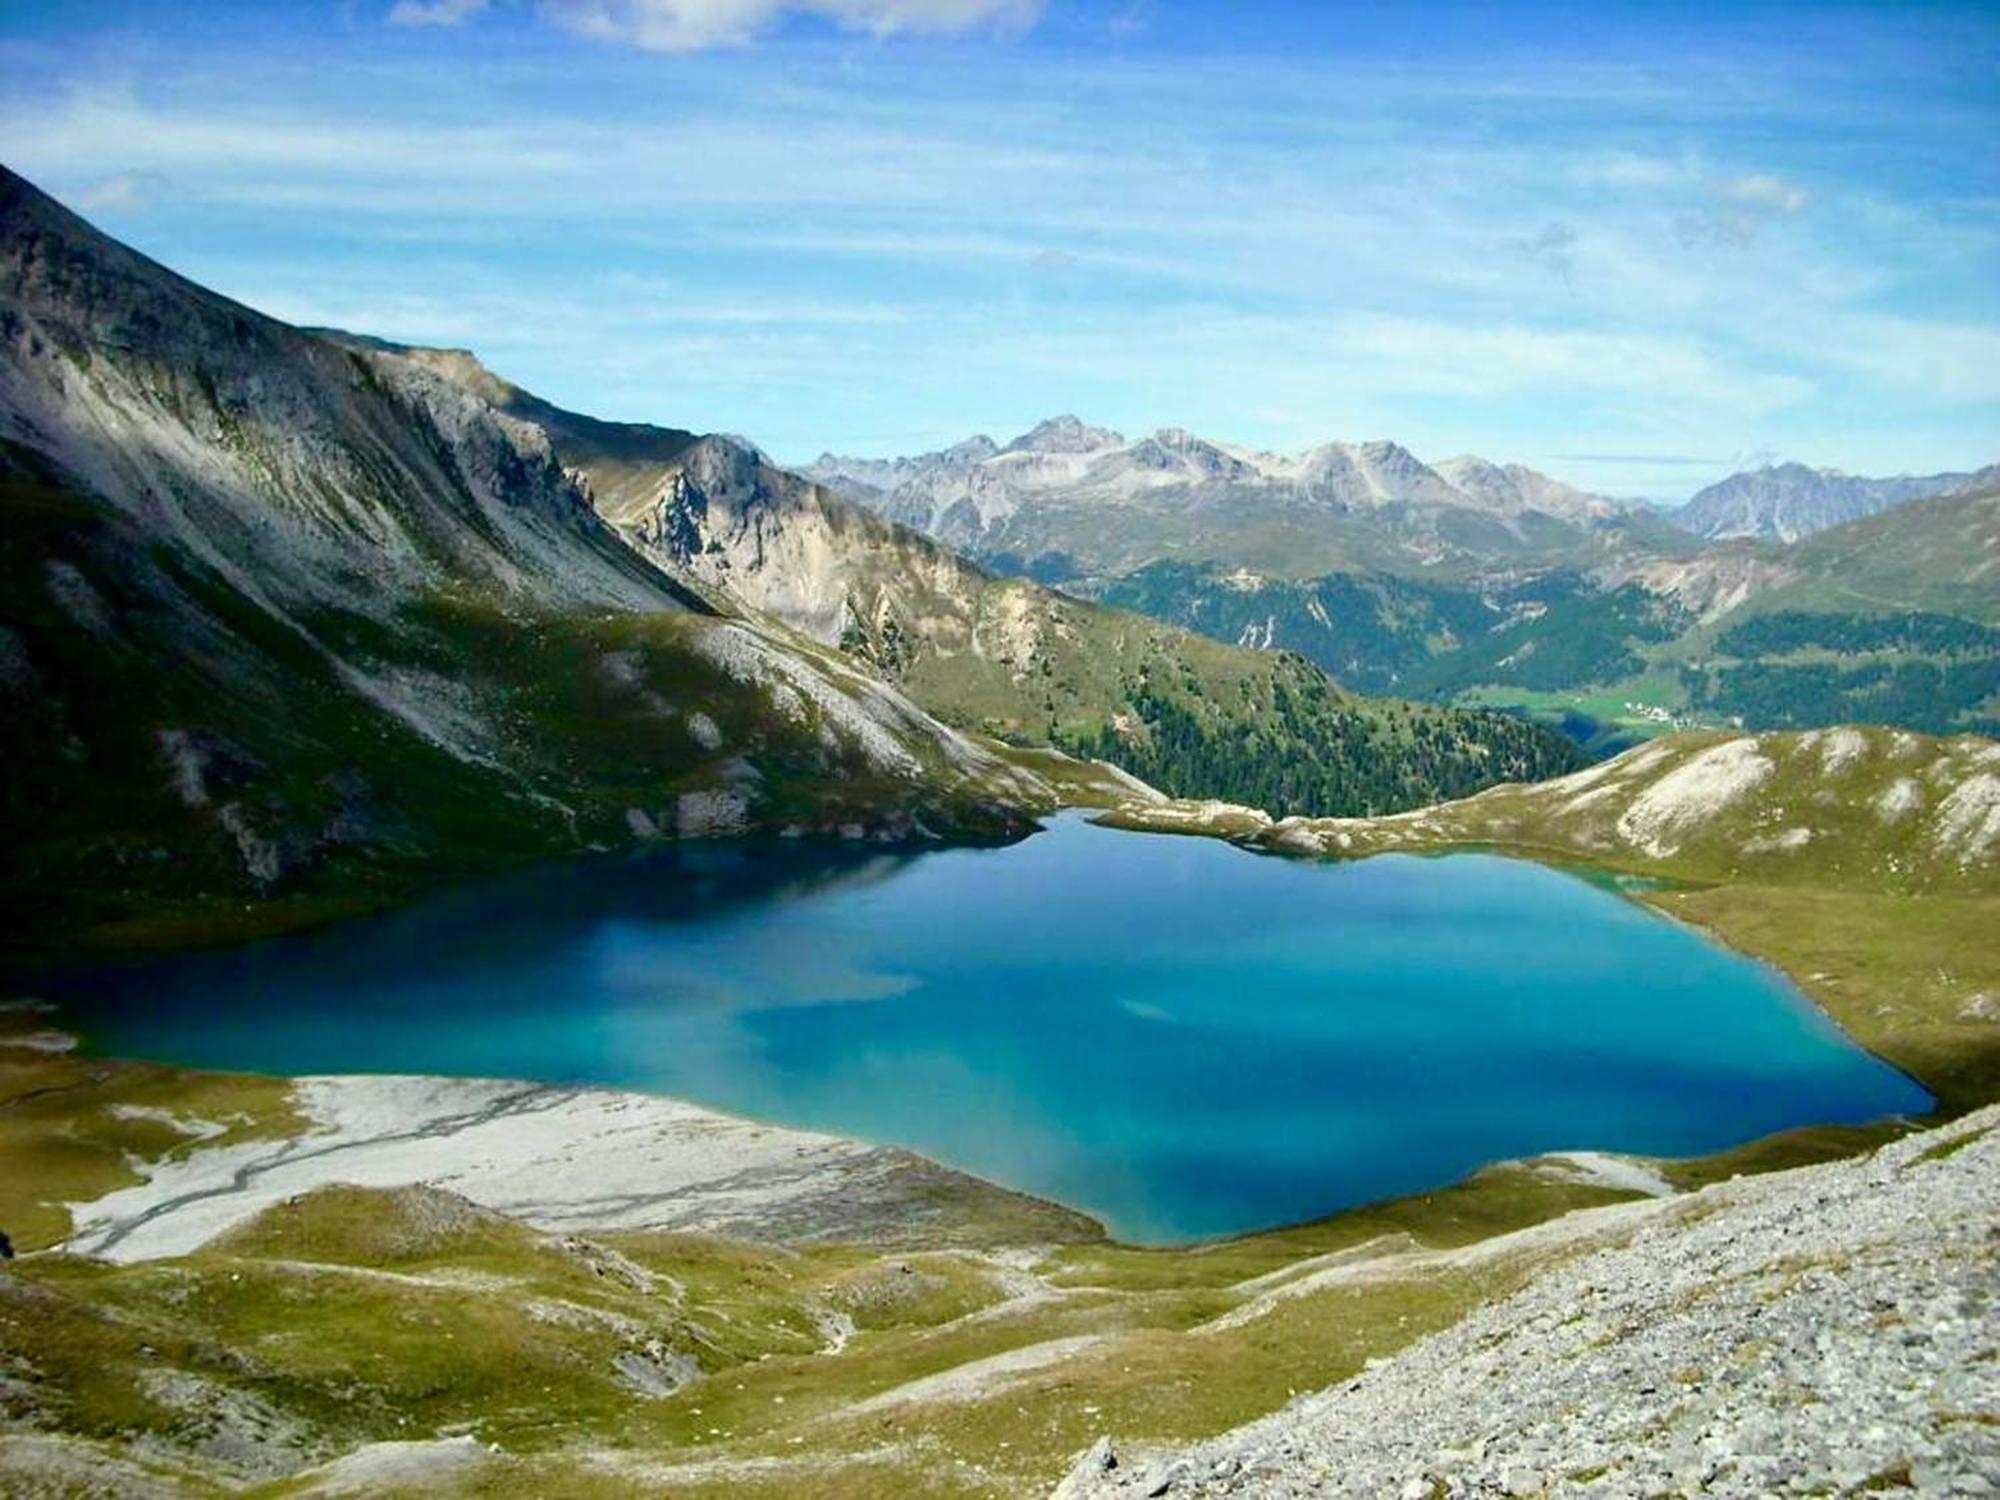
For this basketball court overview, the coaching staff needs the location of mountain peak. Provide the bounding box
[946,434,1001,461]
[1005,415,1124,455]
[1675,460,1991,542]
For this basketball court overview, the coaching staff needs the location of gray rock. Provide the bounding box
[1057,1109,2000,1498]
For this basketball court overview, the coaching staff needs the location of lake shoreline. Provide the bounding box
[9,797,1956,1262]
[7,1022,1916,1268]
[25,811,1922,1245]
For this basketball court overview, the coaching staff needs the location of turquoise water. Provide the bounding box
[38,814,1928,1242]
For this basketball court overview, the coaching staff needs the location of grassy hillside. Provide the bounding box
[1036,638,1577,818]
[0,450,1098,949]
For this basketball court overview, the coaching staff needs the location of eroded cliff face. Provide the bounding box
[623,432,1000,653]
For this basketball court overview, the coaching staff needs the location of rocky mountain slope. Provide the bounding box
[0,165,1099,945]
[1058,1104,2000,1500]
[803,418,1669,584]
[353,342,1584,818]
[1669,459,1999,543]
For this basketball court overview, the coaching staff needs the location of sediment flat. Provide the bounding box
[61,1071,1100,1262]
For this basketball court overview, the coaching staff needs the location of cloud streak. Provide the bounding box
[72,170,169,212]
[537,0,1043,51]
[387,0,492,25]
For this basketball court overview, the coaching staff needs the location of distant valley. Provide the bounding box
[807,422,2000,754]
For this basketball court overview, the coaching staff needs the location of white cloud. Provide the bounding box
[1569,152,1689,190]
[1330,315,1816,415]
[387,0,492,25]
[1773,313,2000,405]
[1713,172,1809,215]
[7,46,1989,475]
[1676,172,1812,248]
[538,0,1042,51]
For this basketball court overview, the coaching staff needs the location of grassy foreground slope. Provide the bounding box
[0,997,1634,1500]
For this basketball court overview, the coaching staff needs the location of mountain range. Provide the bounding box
[0,165,1578,944]
[804,420,1661,584]
[5,153,1990,948]
[809,420,1999,750]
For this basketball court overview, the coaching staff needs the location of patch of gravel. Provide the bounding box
[287,1435,493,1496]
[0,1434,192,1499]
[62,1074,1099,1262]
[1057,1106,2000,1499]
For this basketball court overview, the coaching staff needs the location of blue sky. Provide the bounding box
[3,1,1996,499]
